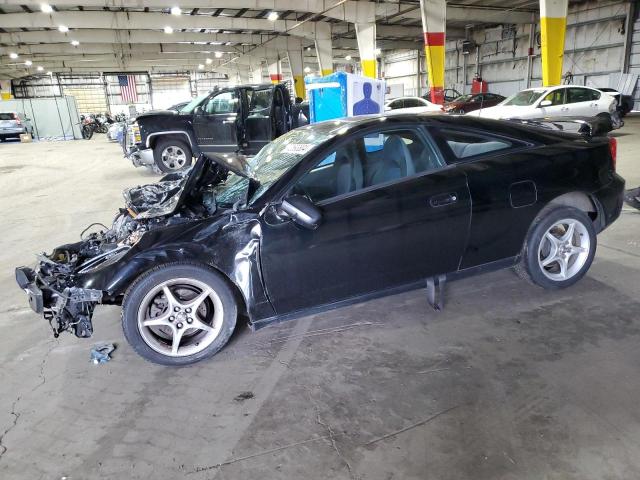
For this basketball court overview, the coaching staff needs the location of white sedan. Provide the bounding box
[384,96,443,114]
[466,85,617,125]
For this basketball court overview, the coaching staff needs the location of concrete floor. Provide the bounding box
[0,119,639,480]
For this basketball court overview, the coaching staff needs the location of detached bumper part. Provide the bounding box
[126,146,155,167]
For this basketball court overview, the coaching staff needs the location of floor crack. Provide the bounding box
[0,339,56,463]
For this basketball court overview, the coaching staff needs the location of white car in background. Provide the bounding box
[384,96,443,114]
[466,85,618,127]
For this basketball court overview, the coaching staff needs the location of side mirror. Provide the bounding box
[194,105,204,115]
[278,195,321,230]
[539,100,552,107]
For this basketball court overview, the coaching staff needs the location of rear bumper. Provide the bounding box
[0,127,26,137]
[593,173,625,232]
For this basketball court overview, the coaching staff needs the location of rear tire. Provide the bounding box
[515,206,596,289]
[122,263,237,366]
[153,137,193,173]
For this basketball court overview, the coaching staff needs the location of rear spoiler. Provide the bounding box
[506,116,611,137]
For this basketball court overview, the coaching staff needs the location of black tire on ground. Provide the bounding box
[122,263,238,366]
[153,137,193,173]
[514,206,597,290]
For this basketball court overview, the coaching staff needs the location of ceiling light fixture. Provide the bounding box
[40,3,53,13]
[205,57,213,64]
[164,26,174,34]
[170,6,182,16]
[47,71,52,75]
[198,64,204,69]
[304,66,311,73]
[374,48,381,55]
[267,11,279,21]
[37,65,44,71]
[9,52,18,59]
[71,40,80,46]
[345,55,352,61]
[214,51,223,58]
[25,60,33,66]
[58,25,69,32]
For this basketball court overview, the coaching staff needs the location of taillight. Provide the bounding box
[13,113,21,125]
[608,136,617,171]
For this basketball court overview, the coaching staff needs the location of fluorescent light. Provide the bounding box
[164,26,174,34]
[37,66,44,71]
[304,66,311,73]
[205,57,213,64]
[25,60,33,66]
[214,51,223,58]
[198,64,204,69]
[47,71,52,75]
[267,11,278,21]
[40,3,53,13]
[374,48,381,55]
[71,40,80,46]
[170,6,182,16]
[9,52,18,59]
[345,55,352,61]
[58,25,69,32]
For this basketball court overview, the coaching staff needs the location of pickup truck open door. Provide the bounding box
[192,89,241,153]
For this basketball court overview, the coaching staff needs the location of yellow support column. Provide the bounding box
[540,0,568,86]
[419,0,446,104]
[287,50,306,100]
[355,22,377,78]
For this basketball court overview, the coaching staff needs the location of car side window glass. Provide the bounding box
[542,89,564,106]
[293,128,444,203]
[205,91,238,114]
[435,128,514,161]
[248,88,273,116]
[404,99,421,108]
[389,100,403,110]
[567,88,592,104]
[589,89,601,101]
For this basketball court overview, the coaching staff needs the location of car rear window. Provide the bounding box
[0,113,15,120]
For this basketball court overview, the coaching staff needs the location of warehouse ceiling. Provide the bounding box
[0,0,541,79]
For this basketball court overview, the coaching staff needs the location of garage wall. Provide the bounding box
[383,0,633,98]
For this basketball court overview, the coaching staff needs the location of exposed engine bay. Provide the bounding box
[15,155,233,338]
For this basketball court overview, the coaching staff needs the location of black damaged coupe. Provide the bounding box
[16,114,624,365]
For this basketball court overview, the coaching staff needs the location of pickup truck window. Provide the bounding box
[204,91,239,114]
[181,93,209,113]
[248,88,273,116]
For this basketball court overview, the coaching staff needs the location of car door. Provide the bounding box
[192,89,240,153]
[244,86,274,154]
[565,87,598,116]
[429,126,535,269]
[536,88,566,117]
[259,125,472,315]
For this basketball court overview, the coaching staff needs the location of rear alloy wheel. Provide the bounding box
[516,206,596,289]
[122,263,237,365]
[153,137,193,173]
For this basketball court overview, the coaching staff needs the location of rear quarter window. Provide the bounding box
[433,128,525,162]
[0,113,15,120]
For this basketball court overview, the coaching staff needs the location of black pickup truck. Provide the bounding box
[124,83,305,172]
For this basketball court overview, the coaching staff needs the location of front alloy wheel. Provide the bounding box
[122,263,237,365]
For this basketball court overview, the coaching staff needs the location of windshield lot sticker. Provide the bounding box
[283,144,315,155]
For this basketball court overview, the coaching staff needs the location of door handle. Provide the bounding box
[223,120,235,124]
[430,192,458,207]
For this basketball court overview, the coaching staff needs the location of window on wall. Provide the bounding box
[293,127,444,203]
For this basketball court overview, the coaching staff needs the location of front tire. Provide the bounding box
[515,206,596,289]
[122,263,237,366]
[153,137,193,173]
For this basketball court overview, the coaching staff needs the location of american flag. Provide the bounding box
[118,74,138,103]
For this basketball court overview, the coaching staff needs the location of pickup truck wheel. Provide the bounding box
[122,263,237,365]
[515,206,596,289]
[154,138,192,173]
